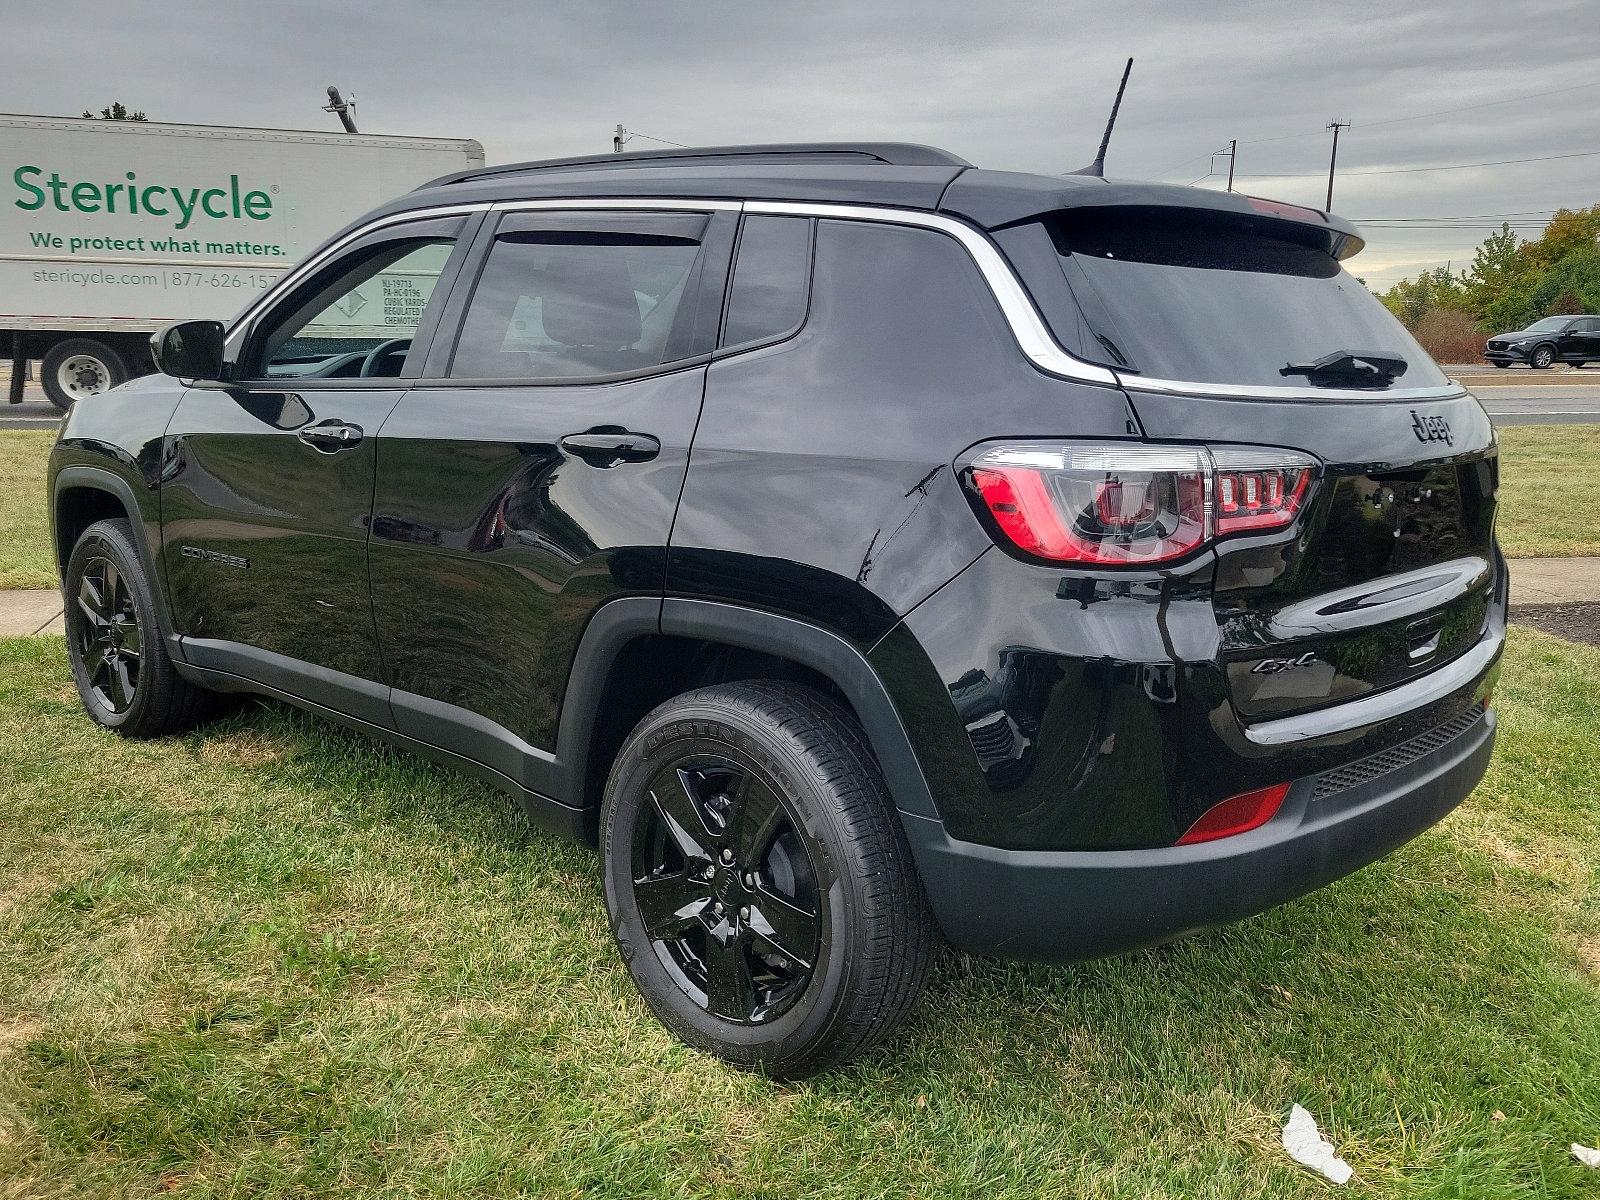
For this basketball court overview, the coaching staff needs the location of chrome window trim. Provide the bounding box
[223,203,492,356]
[227,194,1470,404]
[1125,376,1468,402]
[749,200,1469,402]
[222,198,741,357]
[747,200,1119,386]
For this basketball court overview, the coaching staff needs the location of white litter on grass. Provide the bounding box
[1282,1104,1354,1185]
[1573,1144,1600,1169]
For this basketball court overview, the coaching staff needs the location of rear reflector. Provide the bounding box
[964,442,1318,566]
[1176,782,1290,845]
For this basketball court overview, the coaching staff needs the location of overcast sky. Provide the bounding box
[7,0,1596,290]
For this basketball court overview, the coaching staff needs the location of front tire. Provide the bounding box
[41,338,130,410]
[601,681,934,1078]
[64,519,214,737]
[1529,344,1555,370]
[1492,361,1510,369]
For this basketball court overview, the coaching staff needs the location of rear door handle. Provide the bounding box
[297,420,364,453]
[560,428,661,467]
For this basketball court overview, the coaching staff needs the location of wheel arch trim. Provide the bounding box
[51,465,182,659]
[561,597,939,820]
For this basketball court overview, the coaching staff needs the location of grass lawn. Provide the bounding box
[0,630,1596,1197]
[0,431,56,590]
[2,423,1596,594]
[1494,425,1600,557]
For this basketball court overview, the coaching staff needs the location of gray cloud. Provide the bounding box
[8,0,1596,288]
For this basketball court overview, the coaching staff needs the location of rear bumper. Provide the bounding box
[904,702,1496,962]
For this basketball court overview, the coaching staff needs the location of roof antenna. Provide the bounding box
[1073,57,1133,177]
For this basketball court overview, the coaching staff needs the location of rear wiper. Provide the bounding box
[1280,349,1408,388]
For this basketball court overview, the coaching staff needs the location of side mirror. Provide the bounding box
[151,320,225,382]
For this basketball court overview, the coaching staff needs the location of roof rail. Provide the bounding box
[418,142,971,190]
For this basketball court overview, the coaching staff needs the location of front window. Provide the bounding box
[248,237,456,380]
[1522,317,1569,334]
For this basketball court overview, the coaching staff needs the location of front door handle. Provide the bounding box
[297,420,364,453]
[560,428,661,467]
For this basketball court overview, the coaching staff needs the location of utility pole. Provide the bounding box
[613,124,625,153]
[1325,120,1350,210]
[1225,138,1237,192]
[323,86,358,134]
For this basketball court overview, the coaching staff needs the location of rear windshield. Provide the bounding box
[1002,209,1447,390]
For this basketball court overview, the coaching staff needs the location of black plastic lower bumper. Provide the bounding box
[902,704,1496,962]
[1483,349,1527,364]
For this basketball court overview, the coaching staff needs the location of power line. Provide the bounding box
[1348,209,1561,220]
[1227,78,1600,147]
[623,129,689,149]
[1230,146,1600,180]
[1356,79,1600,131]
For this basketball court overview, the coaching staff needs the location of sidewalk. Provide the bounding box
[5,558,1600,639]
[1507,558,1600,606]
[0,590,64,636]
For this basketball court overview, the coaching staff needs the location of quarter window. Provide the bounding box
[721,216,813,349]
[449,213,710,380]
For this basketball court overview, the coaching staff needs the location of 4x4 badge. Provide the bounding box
[1410,410,1453,446]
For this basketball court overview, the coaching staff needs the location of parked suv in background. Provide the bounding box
[48,143,1503,1077]
[1484,314,1600,368]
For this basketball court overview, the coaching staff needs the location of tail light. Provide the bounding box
[1176,782,1290,845]
[965,442,1318,566]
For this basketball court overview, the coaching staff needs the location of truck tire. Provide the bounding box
[41,338,130,410]
[601,680,935,1079]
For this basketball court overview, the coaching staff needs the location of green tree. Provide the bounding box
[1527,248,1600,318]
[1529,205,1600,270]
[1379,264,1467,329]
[1381,204,1599,333]
[81,101,147,121]
[1461,223,1527,320]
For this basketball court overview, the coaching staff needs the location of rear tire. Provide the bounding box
[1529,344,1555,370]
[41,338,129,410]
[64,519,215,737]
[600,680,935,1078]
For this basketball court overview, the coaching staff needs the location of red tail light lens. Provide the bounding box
[1212,448,1315,536]
[965,442,1317,566]
[970,445,1209,565]
[1176,782,1290,845]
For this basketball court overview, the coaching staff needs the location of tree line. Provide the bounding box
[1376,205,1600,361]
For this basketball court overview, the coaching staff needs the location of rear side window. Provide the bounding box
[450,213,708,380]
[720,215,813,350]
[1003,208,1448,391]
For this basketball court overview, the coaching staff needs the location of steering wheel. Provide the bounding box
[359,337,413,378]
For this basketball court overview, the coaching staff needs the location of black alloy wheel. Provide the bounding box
[64,519,216,737]
[602,681,935,1078]
[632,756,822,1025]
[74,554,142,713]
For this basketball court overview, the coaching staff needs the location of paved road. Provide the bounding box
[1469,388,1600,426]
[5,374,1598,432]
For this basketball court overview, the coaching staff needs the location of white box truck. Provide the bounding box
[1,114,483,408]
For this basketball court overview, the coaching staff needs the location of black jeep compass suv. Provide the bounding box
[48,143,1503,1077]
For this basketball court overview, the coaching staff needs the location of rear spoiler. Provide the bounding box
[940,172,1366,260]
